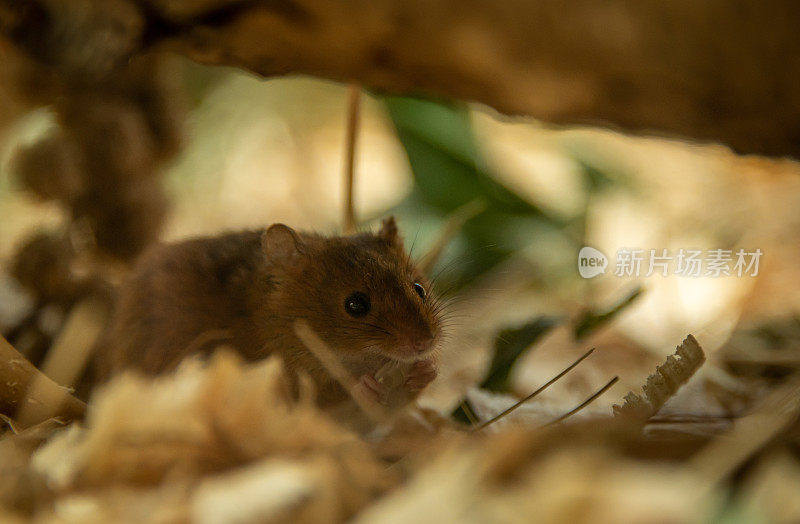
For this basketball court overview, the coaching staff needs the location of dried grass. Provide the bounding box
[0,330,799,523]
[14,351,395,522]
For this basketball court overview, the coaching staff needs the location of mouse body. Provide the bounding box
[94,218,442,405]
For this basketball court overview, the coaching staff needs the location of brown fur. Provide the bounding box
[94,219,443,404]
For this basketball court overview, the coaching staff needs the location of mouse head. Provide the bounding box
[262,217,443,362]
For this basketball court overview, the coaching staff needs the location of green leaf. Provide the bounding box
[574,286,644,340]
[384,96,549,217]
[481,316,561,392]
[384,95,570,290]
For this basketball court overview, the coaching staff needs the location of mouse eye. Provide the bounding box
[344,292,370,317]
[413,282,426,301]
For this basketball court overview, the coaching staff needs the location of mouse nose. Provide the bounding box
[410,339,431,354]
[405,330,433,354]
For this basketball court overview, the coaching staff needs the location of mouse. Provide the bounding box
[92,217,443,407]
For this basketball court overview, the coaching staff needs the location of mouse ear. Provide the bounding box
[262,224,304,264]
[378,216,403,247]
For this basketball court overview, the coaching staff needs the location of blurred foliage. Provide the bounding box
[481,316,562,392]
[384,95,632,298]
[574,286,644,340]
[384,96,567,290]
[576,158,622,193]
[451,315,559,424]
[180,60,230,108]
[384,97,546,215]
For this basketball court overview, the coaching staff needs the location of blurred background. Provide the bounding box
[2,55,800,419]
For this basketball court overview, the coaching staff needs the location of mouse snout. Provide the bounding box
[402,328,434,355]
[409,338,431,354]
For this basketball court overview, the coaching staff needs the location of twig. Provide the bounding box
[342,82,361,235]
[0,333,85,429]
[647,414,739,423]
[0,413,20,434]
[459,400,480,427]
[39,297,108,388]
[293,320,387,424]
[418,199,486,275]
[543,376,619,427]
[474,348,595,431]
[724,351,800,368]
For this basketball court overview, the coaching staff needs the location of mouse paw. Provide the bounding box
[405,359,438,393]
[353,374,387,405]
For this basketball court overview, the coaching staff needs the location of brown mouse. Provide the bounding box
[93,217,443,406]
